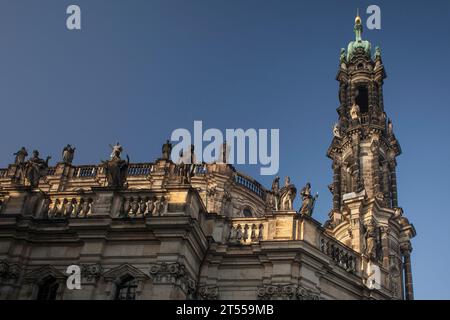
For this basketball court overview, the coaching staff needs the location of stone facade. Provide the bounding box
[0,15,415,300]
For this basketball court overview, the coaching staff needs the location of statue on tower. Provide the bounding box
[350,103,360,121]
[102,143,129,188]
[62,144,76,165]
[14,147,28,165]
[162,140,172,160]
[279,176,296,210]
[271,176,280,211]
[24,150,51,188]
[364,220,378,261]
[299,182,318,216]
[109,142,123,160]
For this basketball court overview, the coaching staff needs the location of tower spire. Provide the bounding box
[354,9,363,41]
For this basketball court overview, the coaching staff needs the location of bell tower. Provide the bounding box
[326,13,416,300]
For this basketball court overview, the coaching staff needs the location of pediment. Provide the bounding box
[102,264,148,281]
[24,265,66,281]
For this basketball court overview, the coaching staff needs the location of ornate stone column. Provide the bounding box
[370,140,381,197]
[401,242,414,300]
[388,159,398,208]
[332,160,341,210]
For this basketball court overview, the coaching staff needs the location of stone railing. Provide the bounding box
[319,235,358,274]
[118,194,167,218]
[127,163,153,176]
[194,164,208,175]
[74,165,99,178]
[234,173,265,198]
[43,196,94,218]
[229,219,265,244]
[46,167,57,176]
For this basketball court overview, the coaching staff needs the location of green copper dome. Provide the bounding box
[347,14,372,61]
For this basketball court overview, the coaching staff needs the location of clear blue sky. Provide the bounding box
[0,0,449,299]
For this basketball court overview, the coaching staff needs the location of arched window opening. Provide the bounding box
[37,276,59,300]
[356,86,369,114]
[243,207,253,217]
[115,276,137,300]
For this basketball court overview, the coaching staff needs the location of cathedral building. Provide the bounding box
[0,15,415,300]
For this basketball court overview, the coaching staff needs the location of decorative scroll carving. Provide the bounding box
[197,286,219,300]
[257,284,320,300]
[81,263,103,282]
[149,262,196,298]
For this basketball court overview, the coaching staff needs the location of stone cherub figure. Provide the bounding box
[24,150,51,188]
[62,144,76,164]
[299,182,318,217]
[102,143,129,188]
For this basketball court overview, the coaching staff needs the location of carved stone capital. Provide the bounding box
[149,262,196,297]
[400,242,412,256]
[81,263,103,282]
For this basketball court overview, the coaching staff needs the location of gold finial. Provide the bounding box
[355,8,362,25]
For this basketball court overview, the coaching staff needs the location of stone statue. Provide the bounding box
[102,143,129,188]
[162,140,172,160]
[24,150,51,188]
[350,103,360,120]
[332,123,342,138]
[271,176,280,211]
[14,147,28,165]
[62,144,76,164]
[299,183,318,216]
[374,46,382,60]
[387,119,393,135]
[340,48,346,65]
[109,142,123,160]
[364,220,377,260]
[284,176,290,187]
[279,177,296,210]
